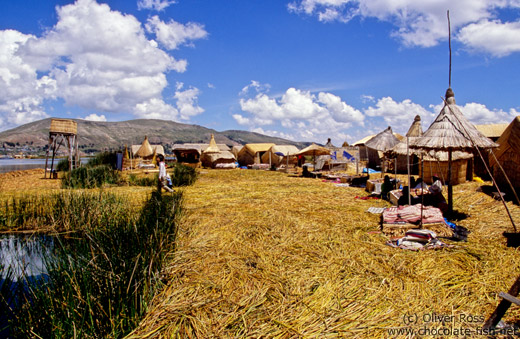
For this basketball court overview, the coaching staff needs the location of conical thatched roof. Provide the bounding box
[135,136,154,158]
[296,143,330,156]
[325,138,335,148]
[203,134,220,153]
[406,115,423,137]
[365,126,400,152]
[410,88,498,150]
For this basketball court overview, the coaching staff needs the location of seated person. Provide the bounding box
[380,175,392,200]
[423,180,448,214]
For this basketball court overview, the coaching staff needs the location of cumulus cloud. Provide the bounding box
[0,30,52,130]
[84,113,107,121]
[134,83,204,121]
[0,0,206,131]
[145,15,208,50]
[288,0,520,54]
[458,19,520,57]
[137,0,176,11]
[365,97,435,126]
[236,81,364,144]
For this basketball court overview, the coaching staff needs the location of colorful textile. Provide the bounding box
[382,204,445,224]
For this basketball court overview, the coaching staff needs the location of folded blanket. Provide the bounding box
[382,204,445,224]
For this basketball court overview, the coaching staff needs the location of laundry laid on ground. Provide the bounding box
[386,229,454,251]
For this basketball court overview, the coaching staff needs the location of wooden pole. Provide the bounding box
[407,136,411,205]
[484,275,520,330]
[448,148,453,213]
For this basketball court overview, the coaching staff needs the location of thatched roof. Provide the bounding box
[184,143,230,152]
[241,143,276,155]
[353,132,403,146]
[475,123,508,139]
[203,134,220,153]
[201,150,236,164]
[365,126,400,152]
[341,141,349,147]
[296,143,330,156]
[489,116,520,166]
[410,88,498,150]
[406,115,423,137]
[172,144,202,154]
[324,138,335,148]
[268,145,300,156]
[133,145,161,157]
[134,136,154,157]
[231,145,243,157]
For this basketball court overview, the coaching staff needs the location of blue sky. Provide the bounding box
[1,0,520,145]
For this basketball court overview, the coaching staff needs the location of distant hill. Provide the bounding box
[0,118,311,153]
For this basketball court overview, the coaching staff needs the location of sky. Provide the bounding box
[1,0,520,145]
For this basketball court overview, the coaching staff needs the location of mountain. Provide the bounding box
[0,118,311,153]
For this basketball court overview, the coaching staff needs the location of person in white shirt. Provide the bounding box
[157,154,173,193]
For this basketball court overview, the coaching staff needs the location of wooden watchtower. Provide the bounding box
[44,118,79,178]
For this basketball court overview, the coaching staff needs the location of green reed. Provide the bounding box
[2,190,183,338]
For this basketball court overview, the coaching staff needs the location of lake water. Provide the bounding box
[0,235,54,281]
[0,158,88,174]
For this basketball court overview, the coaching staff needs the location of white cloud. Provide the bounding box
[458,19,520,57]
[137,0,176,11]
[232,114,250,125]
[145,15,207,50]
[238,82,364,144]
[0,0,206,131]
[0,30,52,129]
[84,113,107,121]
[174,84,204,120]
[365,96,435,126]
[134,84,204,121]
[288,0,520,53]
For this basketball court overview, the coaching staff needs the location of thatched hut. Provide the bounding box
[237,143,275,166]
[386,116,423,173]
[365,127,400,171]
[232,145,243,158]
[172,144,202,165]
[420,150,473,185]
[201,134,237,169]
[131,136,165,159]
[489,116,520,190]
[261,145,300,167]
[354,131,403,169]
[409,88,497,211]
[473,123,508,179]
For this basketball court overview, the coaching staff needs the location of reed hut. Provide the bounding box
[420,150,473,185]
[354,131,403,169]
[295,143,330,169]
[473,123,508,179]
[231,145,243,158]
[201,134,237,169]
[365,126,400,172]
[386,116,424,173]
[131,136,165,159]
[237,143,275,166]
[409,88,497,211]
[172,144,202,165]
[261,145,300,167]
[489,116,520,190]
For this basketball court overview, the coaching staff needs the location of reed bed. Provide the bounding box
[130,169,520,338]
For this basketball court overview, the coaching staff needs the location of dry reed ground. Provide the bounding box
[129,169,520,338]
